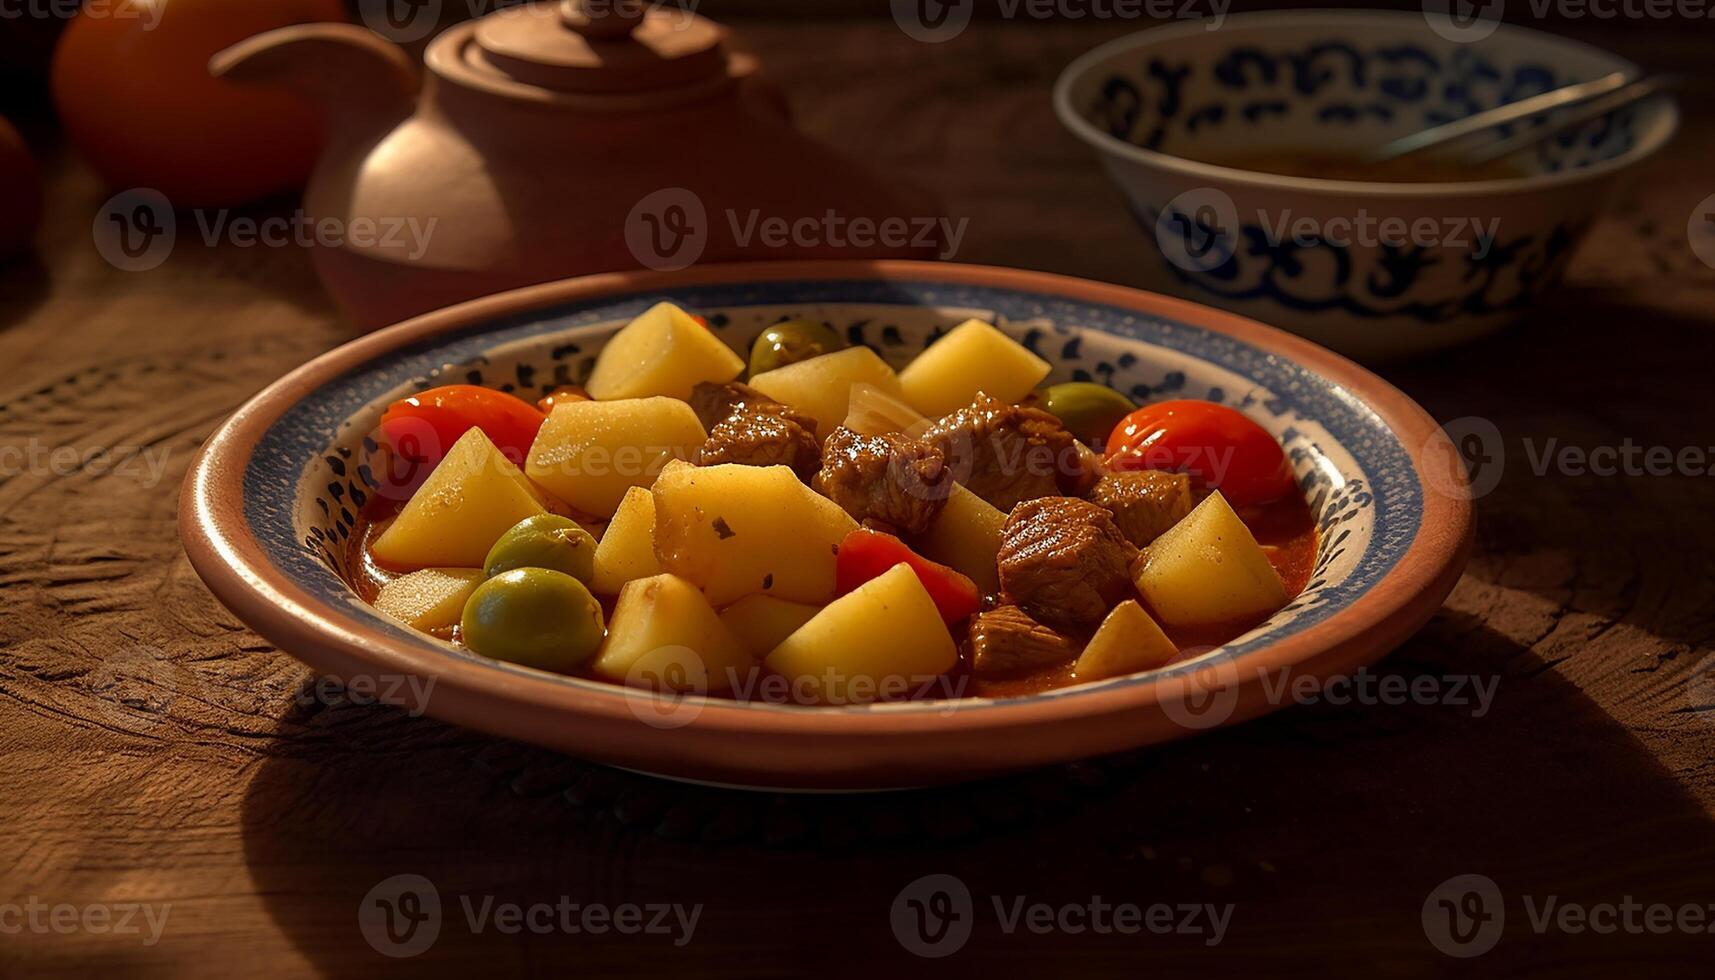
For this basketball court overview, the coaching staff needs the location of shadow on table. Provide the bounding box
[1387,289,1715,655]
[0,253,51,327]
[237,611,1715,977]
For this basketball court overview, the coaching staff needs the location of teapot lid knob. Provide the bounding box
[469,0,729,95]
[560,0,645,40]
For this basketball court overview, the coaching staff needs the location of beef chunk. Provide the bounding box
[920,392,1082,513]
[698,402,822,480]
[688,381,816,434]
[997,496,1138,629]
[811,426,951,534]
[691,381,822,480]
[1087,470,1194,547]
[965,605,1077,677]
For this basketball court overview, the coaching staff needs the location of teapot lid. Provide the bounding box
[463,0,729,96]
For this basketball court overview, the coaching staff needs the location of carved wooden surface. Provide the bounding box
[2,18,1714,977]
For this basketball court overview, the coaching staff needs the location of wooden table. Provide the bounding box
[4,16,1714,977]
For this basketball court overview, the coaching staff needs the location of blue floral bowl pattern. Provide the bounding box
[1055,11,1677,361]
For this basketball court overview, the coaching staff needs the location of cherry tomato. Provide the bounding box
[835,529,980,626]
[378,385,546,469]
[1107,400,1294,506]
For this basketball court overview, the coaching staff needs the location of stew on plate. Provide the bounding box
[345,303,1316,705]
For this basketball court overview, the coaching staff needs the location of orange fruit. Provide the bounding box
[51,0,349,208]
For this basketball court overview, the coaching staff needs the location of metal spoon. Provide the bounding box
[1362,70,1666,164]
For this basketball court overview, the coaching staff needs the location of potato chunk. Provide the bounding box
[374,568,484,632]
[590,486,662,594]
[718,595,820,658]
[765,563,957,704]
[651,462,858,606]
[897,319,1050,418]
[917,483,1006,595]
[372,428,547,569]
[593,574,755,693]
[748,346,903,440]
[1133,491,1287,627]
[585,302,745,401]
[525,396,705,518]
[1073,600,1178,682]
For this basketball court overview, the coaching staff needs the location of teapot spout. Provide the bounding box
[210,24,419,147]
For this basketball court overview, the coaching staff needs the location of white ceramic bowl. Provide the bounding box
[1054,9,1677,361]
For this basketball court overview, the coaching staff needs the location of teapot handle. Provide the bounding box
[211,24,420,140]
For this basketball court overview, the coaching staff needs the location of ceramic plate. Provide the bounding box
[181,261,1471,790]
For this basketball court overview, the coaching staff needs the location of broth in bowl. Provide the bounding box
[1194,149,1529,183]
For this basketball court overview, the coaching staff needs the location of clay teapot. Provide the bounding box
[211,0,945,328]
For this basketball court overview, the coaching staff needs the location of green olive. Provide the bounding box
[483,514,597,583]
[460,568,605,671]
[1041,382,1136,447]
[748,319,845,376]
